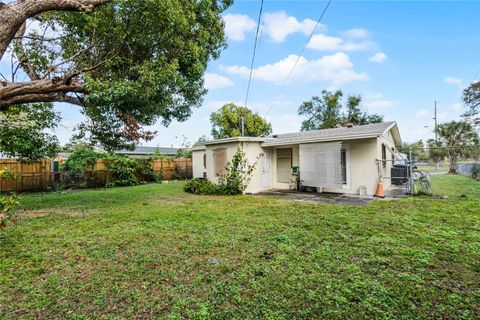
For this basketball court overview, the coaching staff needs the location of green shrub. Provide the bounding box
[0,194,19,230]
[106,155,140,187]
[185,148,257,195]
[184,178,221,195]
[471,163,480,180]
[62,146,103,186]
[138,158,162,182]
[220,148,257,195]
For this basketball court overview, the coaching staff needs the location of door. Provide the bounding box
[277,148,292,183]
[262,150,271,188]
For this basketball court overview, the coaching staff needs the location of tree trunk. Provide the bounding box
[449,154,458,174]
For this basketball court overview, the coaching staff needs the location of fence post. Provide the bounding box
[408,147,414,195]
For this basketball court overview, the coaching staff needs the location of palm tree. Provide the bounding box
[434,121,480,173]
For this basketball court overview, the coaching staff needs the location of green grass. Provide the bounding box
[1,176,479,319]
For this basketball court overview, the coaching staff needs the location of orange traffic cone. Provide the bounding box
[374,177,385,198]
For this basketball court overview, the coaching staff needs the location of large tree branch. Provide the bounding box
[0,92,84,108]
[0,78,86,109]
[0,0,112,60]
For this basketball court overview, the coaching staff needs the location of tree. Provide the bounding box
[462,81,480,124]
[210,103,272,139]
[0,103,60,159]
[298,90,384,131]
[0,0,232,152]
[434,121,480,173]
[398,140,428,161]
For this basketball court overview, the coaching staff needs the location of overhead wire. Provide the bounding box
[264,0,332,117]
[244,0,265,109]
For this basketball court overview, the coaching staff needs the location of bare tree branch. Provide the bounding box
[0,0,112,60]
[12,22,41,80]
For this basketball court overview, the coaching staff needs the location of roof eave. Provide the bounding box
[382,122,402,146]
[261,134,380,147]
[203,136,268,145]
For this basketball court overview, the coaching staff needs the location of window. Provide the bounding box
[276,148,292,183]
[341,149,347,184]
[213,148,227,176]
[382,144,386,168]
[203,153,206,169]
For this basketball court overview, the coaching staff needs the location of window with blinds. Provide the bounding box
[213,148,227,176]
[276,148,292,183]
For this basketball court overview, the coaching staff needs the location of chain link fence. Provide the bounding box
[411,145,480,194]
[376,145,479,196]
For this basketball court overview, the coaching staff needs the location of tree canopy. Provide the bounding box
[0,0,232,157]
[462,81,480,124]
[0,103,60,159]
[210,103,272,139]
[298,90,384,131]
[434,120,480,173]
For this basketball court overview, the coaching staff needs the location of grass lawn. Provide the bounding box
[1,176,479,319]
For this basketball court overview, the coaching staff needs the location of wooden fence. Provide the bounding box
[0,158,192,193]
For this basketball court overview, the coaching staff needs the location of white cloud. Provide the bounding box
[223,14,256,42]
[437,112,448,121]
[444,76,462,85]
[341,28,370,39]
[262,11,321,43]
[306,34,374,51]
[369,52,388,63]
[221,52,369,86]
[204,72,234,90]
[364,93,395,109]
[450,103,462,111]
[415,109,428,118]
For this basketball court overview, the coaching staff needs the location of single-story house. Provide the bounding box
[191,122,403,196]
[57,146,179,159]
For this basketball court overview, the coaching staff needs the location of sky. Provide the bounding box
[1,0,479,147]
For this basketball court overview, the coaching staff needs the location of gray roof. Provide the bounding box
[95,145,178,155]
[262,122,401,146]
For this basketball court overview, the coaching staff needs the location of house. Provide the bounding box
[57,146,179,159]
[191,122,403,196]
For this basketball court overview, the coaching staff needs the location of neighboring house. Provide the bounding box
[58,146,179,159]
[95,146,179,158]
[191,122,402,196]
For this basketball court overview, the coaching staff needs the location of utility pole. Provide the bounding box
[433,100,438,142]
[241,116,245,136]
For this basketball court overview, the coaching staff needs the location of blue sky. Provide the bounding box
[1,0,479,147]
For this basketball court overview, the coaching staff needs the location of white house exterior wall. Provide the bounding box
[192,150,206,178]
[377,128,398,190]
[204,141,265,194]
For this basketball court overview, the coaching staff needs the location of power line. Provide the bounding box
[244,0,265,109]
[470,69,480,84]
[265,0,332,117]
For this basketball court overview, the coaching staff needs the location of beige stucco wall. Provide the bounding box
[192,150,206,178]
[265,139,378,195]
[377,128,399,190]
[204,141,265,194]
